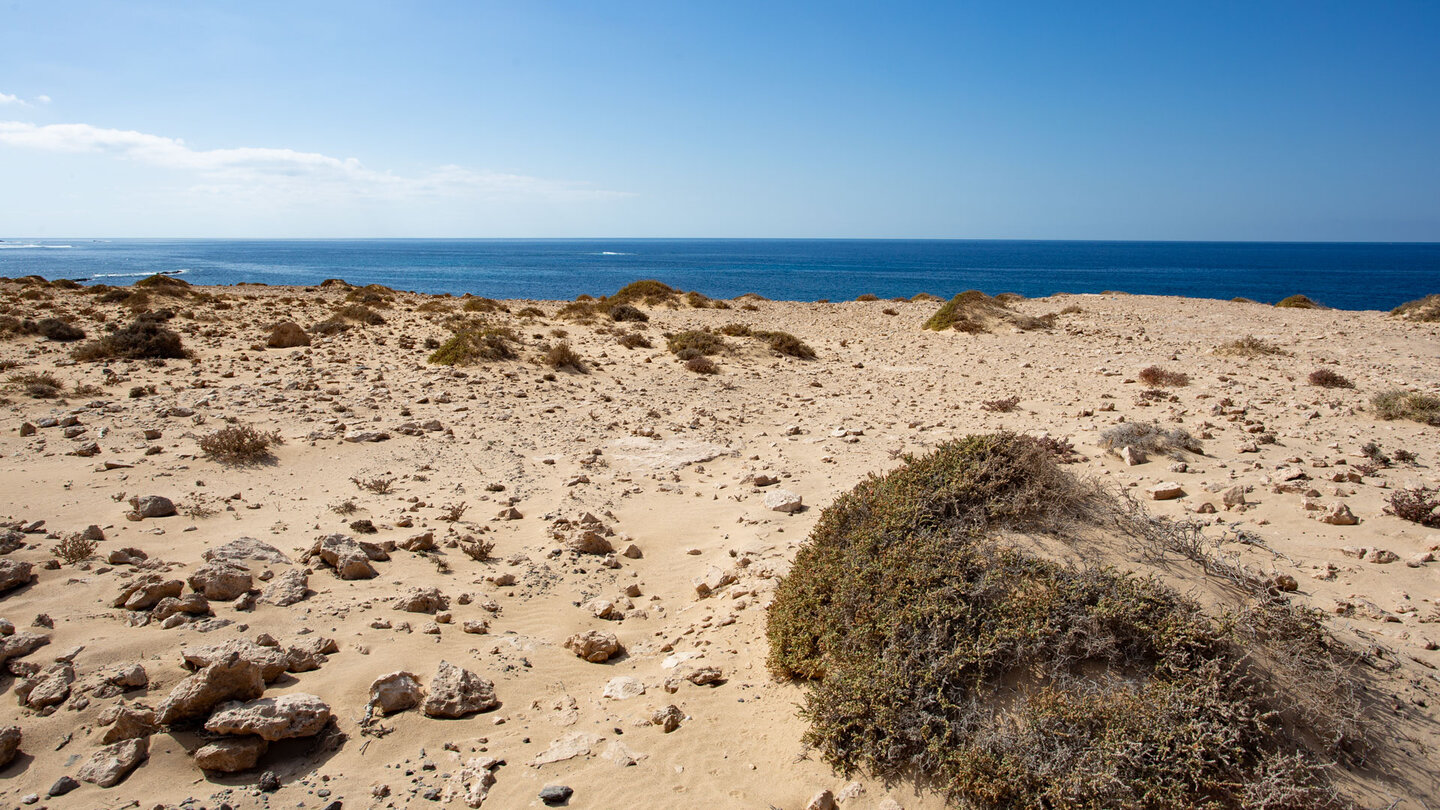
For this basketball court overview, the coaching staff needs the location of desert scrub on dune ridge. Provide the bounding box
[1216,335,1287,357]
[766,433,1364,809]
[1370,389,1440,426]
[1275,294,1326,309]
[1137,365,1190,387]
[72,313,188,361]
[543,341,586,372]
[9,371,64,399]
[266,321,310,348]
[199,423,283,464]
[428,326,518,365]
[1308,368,1353,389]
[1391,293,1440,322]
[666,330,725,357]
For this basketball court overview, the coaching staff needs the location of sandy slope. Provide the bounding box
[0,281,1435,809]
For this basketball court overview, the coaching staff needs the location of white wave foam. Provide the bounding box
[594,251,633,256]
[87,268,191,279]
[0,243,74,249]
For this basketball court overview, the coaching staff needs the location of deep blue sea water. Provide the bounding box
[1,238,1436,311]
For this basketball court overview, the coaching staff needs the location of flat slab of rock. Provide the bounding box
[259,569,309,606]
[183,638,293,683]
[1147,482,1185,500]
[77,737,148,787]
[764,489,804,513]
[156,653,265,725]
[422,661,498,718]
[193,735,267,773]
[205,693,332,741]
[602,676,645,700]
[188,563,253,600]
[529,732,600,767]
[203,538,292,565]
[605,436,735,471]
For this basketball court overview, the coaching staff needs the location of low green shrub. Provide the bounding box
[766,433,1361,809]
[1371,389,1440,426]
[72,314,187,361]
[667,330,725,356]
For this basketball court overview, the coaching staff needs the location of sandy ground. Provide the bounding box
[0,280,1435,809]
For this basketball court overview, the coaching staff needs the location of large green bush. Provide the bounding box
[766,433,1360,809]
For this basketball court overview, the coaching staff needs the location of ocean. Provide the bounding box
[0,238,1436,311]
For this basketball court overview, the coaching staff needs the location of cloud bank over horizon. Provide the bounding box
[0,119,631,205]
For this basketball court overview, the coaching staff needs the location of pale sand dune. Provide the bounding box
[0,281,1435,808]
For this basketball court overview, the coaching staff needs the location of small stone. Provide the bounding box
[651,704,684,732]
[1319,502,1359,525]
[193,735,268,773]
[128,495,176,518]
[805,789,837,810]
[77,737,148,787]
[763,489,803,513]
[48,776,80,797]
[369,671,424,715]
[1147,482,1184,500]
[540,785,573,805]
[602,676,645,700]
[421,660,498,718]
[0,725,21,768]
[187,563,253,600]
[564,630,621,663]
[204,693,332,741]
[1120,446,1147,466]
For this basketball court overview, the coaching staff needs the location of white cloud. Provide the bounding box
[0,93,26,106]
[0,120,630,204]
[36,95,51,105]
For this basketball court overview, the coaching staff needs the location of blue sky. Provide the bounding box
[1,1,1437,239]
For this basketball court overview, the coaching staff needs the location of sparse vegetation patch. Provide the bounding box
[199,423,283,464]
[766,433,1362,809]
[1371,389,1440,426]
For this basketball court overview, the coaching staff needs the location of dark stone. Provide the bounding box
[48,776,80,797]
[257,770,281,792]
[540,784,573,805]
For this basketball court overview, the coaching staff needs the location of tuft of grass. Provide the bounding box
[199,423,283,464]
[1275,294,1326,309]
[923,290,996,331]
[855,293,879,302]
[1371,389,1440,426]
[428,326,518,365]
[1307,368,1353,389]
[1391,293,1440,322]
[10,371,64,399]
[544,341,586,372]
[1216,335,1287,357]
[766,433,1362,809]
[753,330,816,359]
[351,475,396,494]
[1387,486,1440,527]
[36,318,85,342]
[684,356,718,374]
[133,273,192,293]
[332,304,386,325]
[667,330,725,356]
[461,296,505,313]
[609,279,679,306]
[73,314,187,361]
[266,321,311,348]
[608,303,649,322]
[52,534,96,565]
[616,332,651,349]
[980,396,1020,413]
[1137,366,1190,387]
[1099,421,1201,457]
